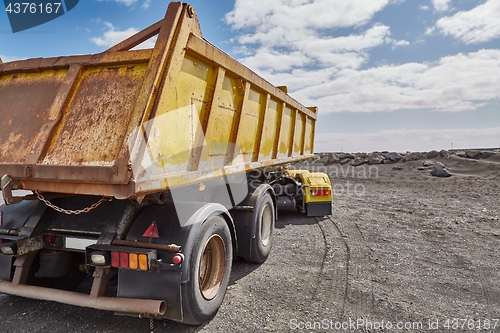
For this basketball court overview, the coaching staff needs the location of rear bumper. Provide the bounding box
[306,202,332,217]
[0,280,166,316]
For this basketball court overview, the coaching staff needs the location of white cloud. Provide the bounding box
[90,22,156,49]
[237,24,398,75]
[293,49,500,113]
[225,0,500,117]
[226,0,390,31]
[419,5,430,11]
[435,0,500,44]
[431,0,452,12]
[315,127,500,153]
[142,0,151,9]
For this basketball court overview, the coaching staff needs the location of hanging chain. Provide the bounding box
[150,316,154,332]
[35,191,112,215]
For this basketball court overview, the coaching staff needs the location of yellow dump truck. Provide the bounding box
[0,2,332,324]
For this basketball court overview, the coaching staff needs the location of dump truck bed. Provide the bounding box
[0,2,317,200]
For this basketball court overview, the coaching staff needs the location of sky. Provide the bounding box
[1,0,499,153]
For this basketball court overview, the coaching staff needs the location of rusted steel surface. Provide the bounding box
[0,50,152,74]
[0,2,317,200]
[106,20,163,53]
[112,239,182,253]
[0,69,66,163]
[0,280,167,315]
[42,63,148,166]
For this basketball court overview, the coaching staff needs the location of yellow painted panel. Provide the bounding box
[259,99,278,160]
[304,117,313,154]
[236,88,262,163]
[204,74,242,166]
[156,53,213,117]
[292,112,305,156]
[143,54,214,176]
[277,106,292,158]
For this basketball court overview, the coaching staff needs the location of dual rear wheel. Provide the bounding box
[182,192,275,324]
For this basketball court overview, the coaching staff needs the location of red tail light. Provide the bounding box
[119,252,129,268]
[173,254,183,265]
[110,250,154,271]
[111,251,120,267]
[43,235,56,245]
[311,189,331,196]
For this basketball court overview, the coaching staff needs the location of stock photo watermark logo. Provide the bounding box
[3,0,79,33]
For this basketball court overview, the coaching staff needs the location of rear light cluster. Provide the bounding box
[111,251,149,270]
[311,189,332,196]
[88,245,182,272]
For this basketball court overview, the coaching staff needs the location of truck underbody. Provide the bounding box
[0,169,331,323]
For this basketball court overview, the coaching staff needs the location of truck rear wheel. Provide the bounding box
[181,215,232,325]
[247,193,275,264]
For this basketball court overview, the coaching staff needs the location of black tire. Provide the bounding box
[181,215,233,325]
[247,193,275,264]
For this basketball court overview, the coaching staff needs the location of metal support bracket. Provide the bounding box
[1,174,22,205]
[12,251,37,286]
[1,174,36,205]
[90,267,111,298]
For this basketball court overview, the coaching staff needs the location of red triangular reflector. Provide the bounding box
[143,221,159,238]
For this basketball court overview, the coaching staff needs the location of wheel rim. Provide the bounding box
[199,234,226,300]
[260,203,273,247]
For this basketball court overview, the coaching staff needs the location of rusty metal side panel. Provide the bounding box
[0,70,66,163]
[42,63,148,166]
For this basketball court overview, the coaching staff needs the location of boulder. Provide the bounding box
[385,152,403,162]
[426,150,439,159]
[422,160,434,167]
[455,151,467,158]
[392,165,403,171]
[356,152,368,158]
[479,151,494,159]
[368,152,385,165]
[317,155,329,164]
[466,150,481,159]
[340,158,351,165]
[325,153,339,165]
[402,152,424,162]
[430,162,452,177]
[439,149,450,158]
[351,157,368,166]
[339,153,356,160]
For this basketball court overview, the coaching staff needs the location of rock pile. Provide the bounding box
[311,149,500,178]
[314,149,498,167]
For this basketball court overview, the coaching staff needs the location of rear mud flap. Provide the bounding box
[117,269,183,322]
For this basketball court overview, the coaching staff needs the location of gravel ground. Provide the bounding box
[1,155,499,332]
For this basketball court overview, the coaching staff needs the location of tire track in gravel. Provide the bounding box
[325,206,375,322]
[460,230,500,318]
[310,215,348,320]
